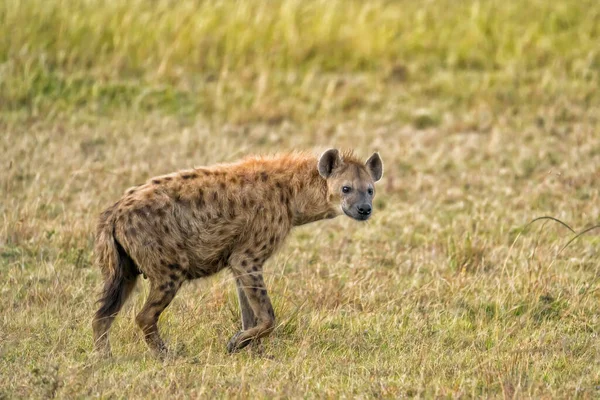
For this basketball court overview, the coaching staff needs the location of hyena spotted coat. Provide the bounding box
[92,149,383,355]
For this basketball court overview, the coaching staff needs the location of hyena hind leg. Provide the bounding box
[135,278,182,357]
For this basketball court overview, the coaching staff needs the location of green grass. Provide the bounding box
[2,0,599,120]
[1,0,600,398]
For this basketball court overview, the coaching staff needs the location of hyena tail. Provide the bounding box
[92,207,138,354]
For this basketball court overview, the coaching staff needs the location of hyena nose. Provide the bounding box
[357,204,372,215]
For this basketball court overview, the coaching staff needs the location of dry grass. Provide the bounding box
[1,0,600,398]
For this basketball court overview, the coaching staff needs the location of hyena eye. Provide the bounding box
[367,188,374,196]
[342,186,351,193]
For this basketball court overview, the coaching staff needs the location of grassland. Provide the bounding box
[1,0,600,398]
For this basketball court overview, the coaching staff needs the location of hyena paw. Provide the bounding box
[92,346,112,359]
[150,342,170,359]
[227,331,252,353]
[93,340,112,358]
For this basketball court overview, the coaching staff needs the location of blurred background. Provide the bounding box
[2,0,598,124]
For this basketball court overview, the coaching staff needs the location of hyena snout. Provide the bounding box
[356,203,372,216]
[352,202,372,220]
[343,201,373,221]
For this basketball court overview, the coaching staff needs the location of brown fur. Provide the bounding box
[92,149,383,355]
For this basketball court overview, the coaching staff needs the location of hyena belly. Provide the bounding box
[113,185,245,281]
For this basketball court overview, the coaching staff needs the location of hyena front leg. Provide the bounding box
[236,277,257,330]
[228,263,275,353]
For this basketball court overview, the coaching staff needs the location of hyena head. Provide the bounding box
[318,149,384,221]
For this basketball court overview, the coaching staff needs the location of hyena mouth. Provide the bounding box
[342,207,370,221]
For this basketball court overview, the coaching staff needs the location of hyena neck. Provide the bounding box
[286,156,339,226]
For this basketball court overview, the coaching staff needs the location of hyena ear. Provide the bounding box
[365,152,383,182]
[318,148,342,178]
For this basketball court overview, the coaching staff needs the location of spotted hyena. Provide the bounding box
[92,149,383,355]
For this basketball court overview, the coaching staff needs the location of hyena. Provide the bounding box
[92,149,383,355]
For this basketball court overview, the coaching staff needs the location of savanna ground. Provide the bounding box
[1,0,600,398]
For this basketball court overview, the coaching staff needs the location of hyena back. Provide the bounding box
[92,149,383,355]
